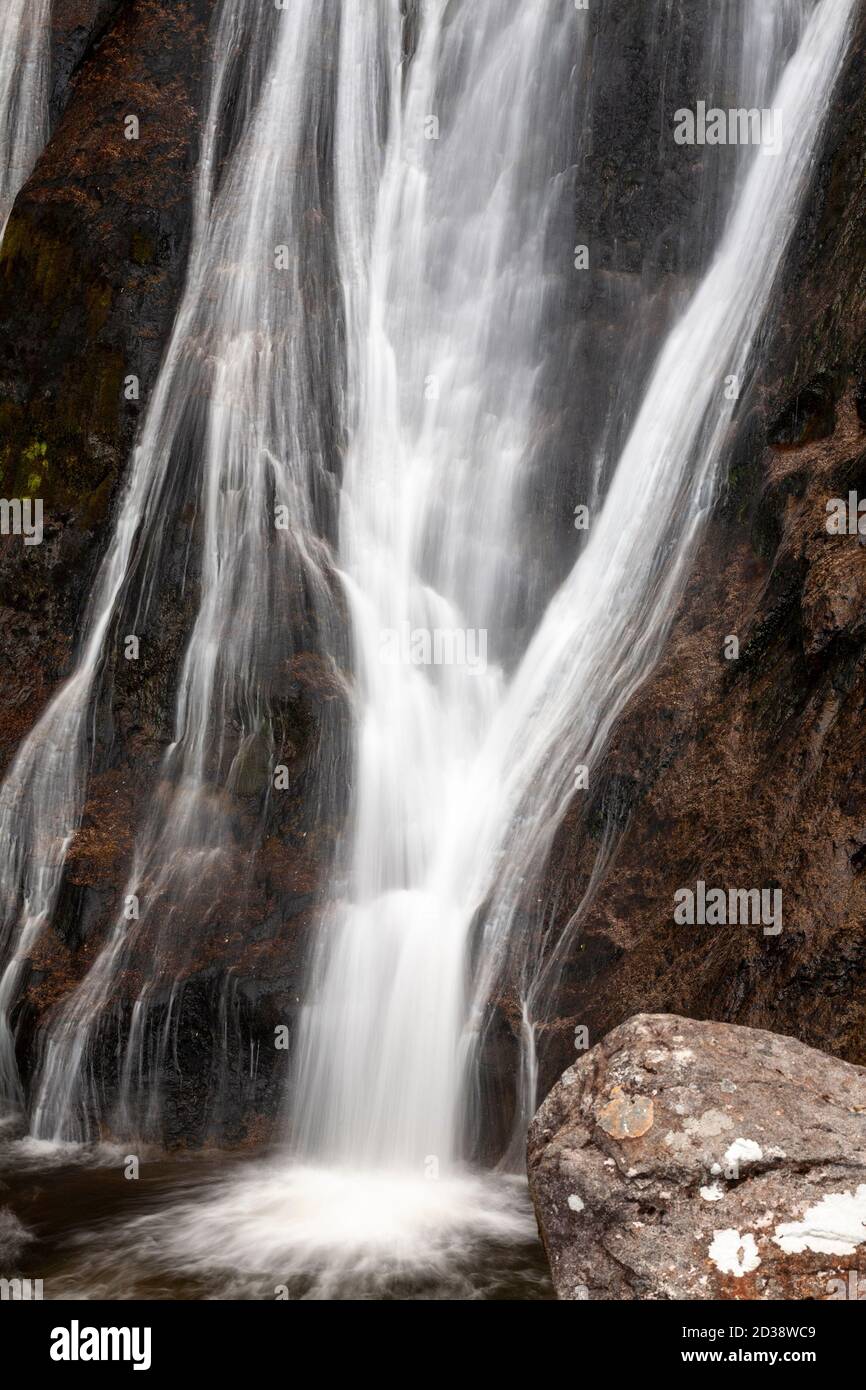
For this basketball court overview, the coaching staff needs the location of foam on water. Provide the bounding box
[45,1163,546,1301]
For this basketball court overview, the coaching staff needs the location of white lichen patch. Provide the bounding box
[665,1129,690,1153]
[686,1108,735,1139]
[708,1229,761,1277]
[567,1193,585,1213]
[723,1138,763,1168]
[700,1182,725,1202]
[645,1047,694,1068]
[666,1108,734,1153]
[773,1185,866,1256]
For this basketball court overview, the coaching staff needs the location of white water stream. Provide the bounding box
[0,0,49,238]
[293,0,853,1184]
[0,0,856,1295]
[0,0,52,1108]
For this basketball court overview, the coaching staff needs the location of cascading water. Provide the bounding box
[251,0,853,1273]
[290,0,576,1173]
[0,0,233,1122]
[0,0,50,238]
[0,0,856,1298]
[291,0,838,1183]
[27,0,343,1142]
[0,0,54,1112]
[0,0,336,1128]
[94,0,850,1298]
[462,0,857,1152]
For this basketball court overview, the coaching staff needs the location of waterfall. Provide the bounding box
[0,0,855,1292]
[457,0,845,1114]
[0,0,50,238]
[291,0,854,1180]
[0,0,338,1131]
[462,0,856,1150]
[0,0,52,1110]
[290,0,576,1170]
[26,0,343,1141]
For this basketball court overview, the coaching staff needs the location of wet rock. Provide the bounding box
[50,1,127,126]
[524,2,866,1108]
[528,1014,866,1300]
[768,376,839,449]
[0,0,217,712]
[2,0,866,1157]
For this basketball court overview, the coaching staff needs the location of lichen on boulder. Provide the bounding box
[528,1013,866,1300]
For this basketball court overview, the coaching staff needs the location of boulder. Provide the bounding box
[528,1013,866,1300]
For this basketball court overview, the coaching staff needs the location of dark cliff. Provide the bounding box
[526,2,866,1103]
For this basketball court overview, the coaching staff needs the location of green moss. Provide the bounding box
[0,215,26,269]
[0,211,130,510]
[17,441,48,498]
[22,440,48,468]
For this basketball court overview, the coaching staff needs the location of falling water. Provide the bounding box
[0,0,336,1127]
[293,0,854,1176]
[0,0,856,1297]
[28,0,342,1141]
[181,0,853,1292]
[0,0,53,1110]
[291,0,576,1171]
[461,0,856,1152]
[0,0,50,238]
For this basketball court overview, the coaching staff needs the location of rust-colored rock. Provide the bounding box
[597,1086,654,1140]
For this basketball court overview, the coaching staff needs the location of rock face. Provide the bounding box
[504,1,866,1114]
[528,1014,866,1300]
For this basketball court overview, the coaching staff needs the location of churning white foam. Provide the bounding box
[55,1163,543,1300]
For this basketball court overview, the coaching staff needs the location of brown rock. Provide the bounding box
[528,1014,866,1300]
